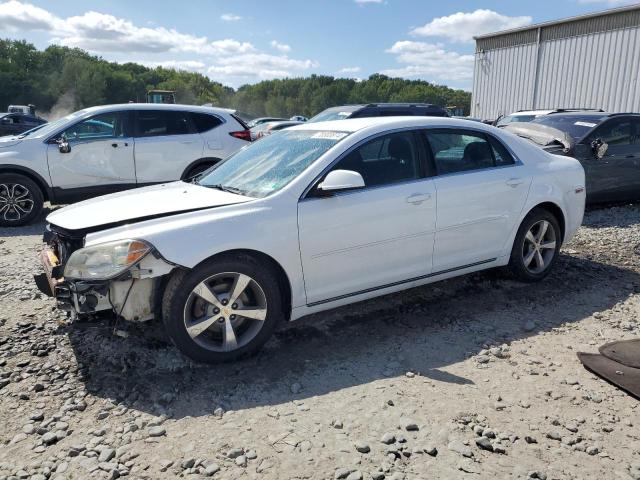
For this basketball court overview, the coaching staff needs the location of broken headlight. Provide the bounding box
[64,239,151,280]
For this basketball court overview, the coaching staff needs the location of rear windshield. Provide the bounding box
[497,114,537,127]
[308,107,358,123]
[530,115,608,140]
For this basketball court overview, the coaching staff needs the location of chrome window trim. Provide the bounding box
[300,125,524,200]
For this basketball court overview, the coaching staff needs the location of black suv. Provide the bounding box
[0,112,47,136]
[308,103,449,123]
[505,112,640,204]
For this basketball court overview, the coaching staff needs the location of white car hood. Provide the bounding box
[46,181,252,232]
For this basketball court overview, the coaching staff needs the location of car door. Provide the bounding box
[580,117,639,202]
[425,128,531,271]
[46,111,136,195]
[297,130,437,305]
[132,109,205,184]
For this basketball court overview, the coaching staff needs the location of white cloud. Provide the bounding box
[355,0,383,3]
[208,54,318,80]
[270,40,291,53]
[0,1,318,85]
[338,66,361,74]
[381,41,474,85]
[411,9,532,43]
[137,60,206,72]
[220,13,241,21]
[0,0,58,31]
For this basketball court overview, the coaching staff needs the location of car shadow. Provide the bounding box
[60,251,640,420]
[0,207,52,238]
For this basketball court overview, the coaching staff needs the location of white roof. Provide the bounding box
[78,103,236,115]
[289,116,496,134]
[508,110,554,117]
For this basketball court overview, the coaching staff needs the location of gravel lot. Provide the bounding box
[1,205,640,480]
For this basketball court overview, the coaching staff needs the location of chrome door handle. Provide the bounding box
[506,178,524,187]
[181,141,195,144]
[406,193,431,205]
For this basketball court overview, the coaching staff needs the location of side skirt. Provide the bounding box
[306,258,497,308]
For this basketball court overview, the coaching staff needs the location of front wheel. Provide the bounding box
[162,254,282,363]
[0,173,44,227]
[508,208,561,282]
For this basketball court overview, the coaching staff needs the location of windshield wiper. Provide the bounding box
[205,184,247,195]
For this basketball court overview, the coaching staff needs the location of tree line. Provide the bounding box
[0,39,471,119]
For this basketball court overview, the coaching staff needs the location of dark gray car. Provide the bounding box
[505,112,640,204]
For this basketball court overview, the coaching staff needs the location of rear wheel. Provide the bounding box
[184,162,215,180]
[0,173,44,227]
[162,254,282,363]
[508,208,561,282]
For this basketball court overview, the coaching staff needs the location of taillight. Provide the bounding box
[229,130,252,141]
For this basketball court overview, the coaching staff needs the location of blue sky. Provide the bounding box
[0,0,636,90]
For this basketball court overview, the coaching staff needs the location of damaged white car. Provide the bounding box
[35,117,586,363]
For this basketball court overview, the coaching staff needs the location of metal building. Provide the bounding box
[471,4,640,121]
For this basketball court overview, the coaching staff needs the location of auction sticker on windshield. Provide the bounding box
[311,131,348,140]
[575,121,597,128]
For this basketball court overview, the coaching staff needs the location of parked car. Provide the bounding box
[35,116,585,363]
[246,117,288,128]
[250,120,304,140]
[495,108,603,128]
[290,115,308,122]
[505,112,640,203]
[308,103,449,123]
[0,103,251,226]
[0,112,47,137]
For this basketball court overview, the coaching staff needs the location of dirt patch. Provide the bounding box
[1,205,639,479]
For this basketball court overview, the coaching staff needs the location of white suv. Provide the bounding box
[0,103,251,226]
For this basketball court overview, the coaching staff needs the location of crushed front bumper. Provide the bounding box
[34,243,110,316]
[35,240,174,322]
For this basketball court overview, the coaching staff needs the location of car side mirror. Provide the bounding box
[317,169,365,194]
[590,138,608,159]
[57,138,71,154]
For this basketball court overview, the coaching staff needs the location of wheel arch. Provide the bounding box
[180,248,293,320]
[0,164,52,201]
[180,157,222,180]
[525,201,566,243]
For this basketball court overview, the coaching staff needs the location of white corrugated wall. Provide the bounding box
[471,26,640,120]
[471,44,537,119]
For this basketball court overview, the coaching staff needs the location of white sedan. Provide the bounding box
[36,117,586,363]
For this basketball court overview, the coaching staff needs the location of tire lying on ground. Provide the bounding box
[0,173,44,227]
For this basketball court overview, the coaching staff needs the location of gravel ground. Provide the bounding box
[1,205,640,480]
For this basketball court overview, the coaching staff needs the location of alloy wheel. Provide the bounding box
[522,219,556,274]
[0,183,34,222]
[183,272,268,352]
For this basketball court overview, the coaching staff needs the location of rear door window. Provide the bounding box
[136,110,193,137]
[190,112,223,133]
[425,129,496,174]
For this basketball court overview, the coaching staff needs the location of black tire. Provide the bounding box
[184,162,215,180]
[508,208,562,282]
[0,173,44,227]
[162,253,282,363]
